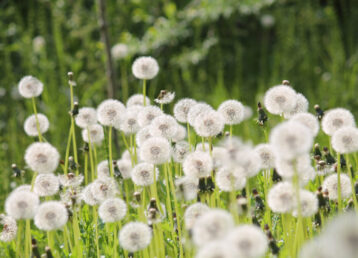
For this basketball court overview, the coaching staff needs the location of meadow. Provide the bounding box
[1,0,358,257]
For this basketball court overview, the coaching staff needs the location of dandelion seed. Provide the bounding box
[216,167,246,192]
[195,241,239,258]
[183,151,213,178]
[18,76,43,98]
[34,201,68,231]
[131,163,158,186]
[81,124,104,144]
[218,100,245,125]
[184,203,210,230]
[322,173,352,201]
[194,110,225,137]
[137,105,163,127]
[264,84,297,115]
[174,98,197,123]
[119,222,152,252]
[75,107,97,128]
[154,90,175,105]
[111,43,129,60]
[97,99,125,127]
[254,144,276,169]
[99,198,127,223]
[139,137,171,164]
[322,108,355,136]
[25,142,60,174]
[290,112,320,136]
[34,174,59,197]
[283,93,309,118]
[187,103,213,126]
[5,191,39,219]
[132,56,159,80]
[0,214,17,242]
[127,94,151,107]
[149,115,178,139]
[292,189,318,217]
[24,113,49,137]
[268,182,295,213]
[332,127,358,154]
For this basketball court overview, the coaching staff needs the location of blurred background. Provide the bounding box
[1,0,358,202]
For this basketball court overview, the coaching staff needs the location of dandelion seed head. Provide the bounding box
[212,147,230,169]
[111,43,129,60]
[122,150,132,161]
[0,214,17,242]
[131,163,158,186]
[18,75,43,98]
[75,107,97,128]
[284,93,309,118]
[81,184,100,206]
[139,137,171,164]
[90,177,118,202]
[58,173,84,187]
[119,222,152,252]
[175,176,198,201]
[195,241,239,258]
[332,127,358,154]
[132,56,159,80]
[299,237,335,258]
[34,174,59,197]
[254,144,276,169]
[34,201,68,231]
[99,198,127,223]
[24,113,49,137]
[25,142,60,174]
[187,103,213,126]
[117,108,141,135]
[97,160,110,178]
[243,106,253,120]
[218,100,245,125]
[183,151,213,178]
[174,98,197,123]
[322,108,355,136]
[290,112,320,136]
[235,150,262,178]
[268,182,296,213]
[194,110,224,137]
[172,124,186,143]
[82,124,104,144]
[216,167,246,192]
[292,189,318,217]
[264,85,297,115]
[172,141,191,163]
[149,115,178,139]
[184,203,210,230]
[5,191,39,219]
[97,99,125,127]
[322,173,352,201]
[137,105,163,127]
[116,159,132,179]
[136,126,153,147]
[155,91,175,105]
[127,94,151,107]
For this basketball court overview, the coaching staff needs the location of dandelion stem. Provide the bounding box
[31,97,43,142]
[337,152,343,211]
[143,79,147,106]
[108,126,114,177]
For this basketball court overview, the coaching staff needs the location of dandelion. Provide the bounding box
[117,108,141,135]
[292,189,318,217]
[235,150,262,178]
[267,182,295,213]
[58,173,84,187]
[175,176,198,201]
[135,126,152,147]
[154,90,175,105]
[270,121,313,160]
[121,150,132,161]
[254,144,276,169]
[139,137,171,164]
[299,237,335,258]
[192,209,234,247]
[216,167,246,192]
[99,198,127,223]
[11,184,32,193]
[97,99,125,127]
[322,173,352,201]
[116,159,132,179]
[290,112,320,136]
[24,113,49,137]
[131,163,158,186]
[34,201,68,231]
[283,93,309,118]
[111,43,129,60]
[137,105,163,127]
[5,191,39,219]
[187,103,213,126]
[195,241,239,258]
[132,56,159,80]
[322,108,355,136]
[0,214,17,242]
[264,84,297,115]
[119,222,152,252]
[75,107,97,128]
[172,124,187,142]
[172,141,191,163]
[90,177,118,202]
[218,100,245,125]
[183,151,213,178]
[173,99,196,124]
[97,160,110,178]
[195,142,210,153]
[243,105,253,120]
[194,110,225,137]
[81,184,100,206]
[227,225,268,258]
[34,174,59,197]
[127,94,151,107]
[25,142,60,174]
[184,203,210,230]
[149,115,178,139]
[81,124,104,144]
[332,127,358,154]
[212,147,229,169]
[18,75,44,98]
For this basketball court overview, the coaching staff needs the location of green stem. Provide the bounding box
[337,152,343,211]
[31,97,43,142]
[143,79,147,106]
[108,126,114,177]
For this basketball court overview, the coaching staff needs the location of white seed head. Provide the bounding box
[175,176,198,201]
[243,105,253,120]
[254,144,276,169]
[194,110,225,137]
[97,160,110,178]
[226,225,268,258]
[216,166,246,192]
[117,108,141,135]
[138,105,163,127]
[97,99,126,127]
[119,222,152,252]
[322,108,356,136]
[332,127,358,154]
[218,100,245,125]
[264,85,297,115]
[184,202,210,230]
[58,173,84,187]
[81,184,100,206]
[183,151,213,178]
[34,201,68,231]
[24,113,49,137]
[192,209,234,247]
[270,121,313,160]
[292,189,318,217]
[172,141,191,163]
[284,93,309,118]
[322,173,352,201]
[5,191,39,219]
[149,115,178,139]
[82,124,104,144]
[174,98,197,123]
[127,94,151,107]
[122,150,132,161]
[172,124,187,143]
[195,241,239,258]
[235,150,262,178]
[212,147,230,169]
[290,112,320,136]
[131,162,158,186]
[299,237,334,258]
[132,56,159,80]
[90,177,118,202]
[154,91,175,104]
[136,126,153,147]
[34,174,59,197]
[0,214,17,242]
[268,182,296,213]
[18,75,43,98]
[75,107,97,128]
[139,137,171,164]
[187,103,213,126]
[25,142,60,174]
[116,159,132,179]
[111,43,129,60]
[99,198,127,223]
[11,184,32,193]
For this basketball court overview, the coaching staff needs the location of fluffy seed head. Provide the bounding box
[97,99,126,127]
[264,85,297,115]
[172,124,187,143]
[243,106,253,120]
[183,151,213,178]
[75,107,97,128]
[175,176,198,201]
[18,75,43,98]
[24,113,49,137]
[117,108,141,135]
[322,108,356,136]
[0,214,17,242]
[149,115,178,139]
[172,141,191,163]
[322,173,352,201]
[97,160,110,178]
[139,137,171,164]
[58,173,84,187]
[132,56,159,80]
[34,174,59,196]
[283,93,309,118]
[25,142,60,174]
[268,182,296,213]
[138,105,163,127]
[194,110,224,137]
[212,147,230,169]
[34,201,68,231]
[174,98,197,123]
[218,100,245,125]
[290,112,320,136]
[119,222,152,252]
[332,127,358,154]
[184,203,210,230]
[155,91,175,104]
[254,144,276,169]
[111,43,129,59]
[195,241,239,258]
[135,126,153,147]
[5,190,39,220]
[90,177,118,202]
[216,167,246,192]
[116,159,132,179]
[187,103,213,126]
[82,124,104,144]
[81,184,100,206]
[131,163,158,186]
[292,189,318,217]
[99,198,127,223]
[127,94,151,107]
[235,150,262,178]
